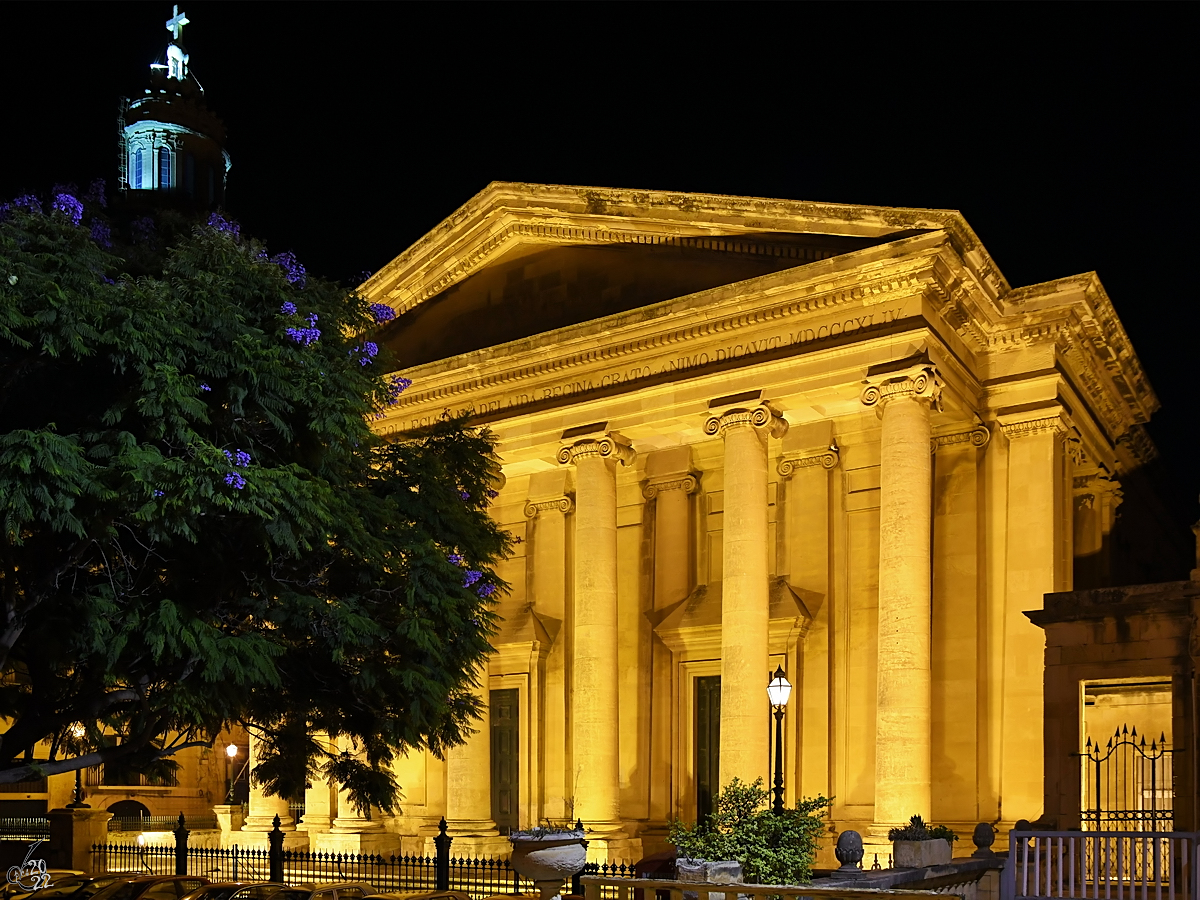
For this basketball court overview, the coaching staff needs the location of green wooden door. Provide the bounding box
[695,675,721,822]
[491,688,519,834]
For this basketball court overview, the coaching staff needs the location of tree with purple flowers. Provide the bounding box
[0,192,509,813]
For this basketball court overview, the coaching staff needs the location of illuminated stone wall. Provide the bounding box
[349,183,1187,860]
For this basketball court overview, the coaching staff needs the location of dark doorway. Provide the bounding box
[490,688,519,835]
[695,675,721,823]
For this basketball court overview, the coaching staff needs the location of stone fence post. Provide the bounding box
[268,815,285,883]
[433,817,452,891]
[173,814,189,876]
[47,807,113,872]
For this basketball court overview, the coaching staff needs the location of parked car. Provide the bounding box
[88,876,211,900]
[179,883,286,900]
[7,874,138,900]
[365,892,472,900]
[272,883,375,900]
[2,871,86,900]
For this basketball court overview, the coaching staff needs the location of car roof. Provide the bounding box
[292,886,374,892]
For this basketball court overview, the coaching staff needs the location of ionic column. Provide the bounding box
[297,733,336,833]
[241,732,296,832]
[860,365,943,828]
[558,432,635,833]
[703,403,788,789]
[445,660,498,836]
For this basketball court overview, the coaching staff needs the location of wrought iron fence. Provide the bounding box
[1082,725,1174,832]
[109,815,220,832]
[92,816,636,899]
[0,817,49,840]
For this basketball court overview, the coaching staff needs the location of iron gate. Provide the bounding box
[1082,724,1174,831]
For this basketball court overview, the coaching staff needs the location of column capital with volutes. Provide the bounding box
[703,402,789,440]
[860,364,944,414]
[556,432,636,467]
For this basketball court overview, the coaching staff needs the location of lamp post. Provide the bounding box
[225,748,240,801]
[66,723,90,809]
[766,666,792,814]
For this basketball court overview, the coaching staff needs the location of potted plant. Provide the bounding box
[509,823,588,900]
[887,815,957,868]
[669,777,833,889]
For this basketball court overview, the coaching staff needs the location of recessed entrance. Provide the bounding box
[695,675,721,822]
[490,688,519,835]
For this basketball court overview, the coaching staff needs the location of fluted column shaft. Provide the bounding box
[862,366,942,827]
[446,661,496,833]
[706,404,787,789]
[560,433,634,830]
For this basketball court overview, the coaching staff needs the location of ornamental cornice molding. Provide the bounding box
[556,433,636,467]
[642,474,699,500]
[703,403,789,440]
[930,425,991,453]
[375,245,941,435]
[860,365,944,414]
[523,496,574,518]
[997,409,1073,441]
[777,444,840,476]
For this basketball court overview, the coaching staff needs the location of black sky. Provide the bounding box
[2,3,1196,520]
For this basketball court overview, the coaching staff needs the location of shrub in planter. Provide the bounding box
[668,777,833,885]
[887,815,958,868]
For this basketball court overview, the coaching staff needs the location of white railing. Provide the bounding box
[1003,832,1200,900]
[582,874,964,900]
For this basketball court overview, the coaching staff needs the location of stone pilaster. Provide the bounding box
[444,662,510,856]
[297,733,335,835]
[524,477,573,824]
[558,432,635,844]
[860,365,942,831]
[312,737,398,855]
[703,403,788,789]
[997,407,1073,824]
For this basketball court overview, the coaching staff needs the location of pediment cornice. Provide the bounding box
[362,182,1009,316]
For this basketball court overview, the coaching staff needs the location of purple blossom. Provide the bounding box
[460,490,471,501]
[153,490,165,498]
[131,216,156,245]
[306,313,318,327]
[287,326,321,346]
[224,449,251,467]
[271,251,307,288]
[51,193,84,225]
[207,212,240,236]
[477,583,497,598]
[351,341,379,366]
[224,472,246,490]
[359,270,374,282]
[486,489,499,499]
[463,570,483,588]
[280,301,297,316]
[101,276,115,285]
[12,194,42,214]
[84,179,108,208]
[448,553,464,566]
[90,219,112,248]
[200,383,211,392]
[368,302,396,323]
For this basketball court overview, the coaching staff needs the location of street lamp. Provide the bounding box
[766,666,792,814]
[225,743,239,803]
[66,723,90,809]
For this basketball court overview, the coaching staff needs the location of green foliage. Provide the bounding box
[0,194,510,813]
[668,778,833,885]
[887,815,958,843]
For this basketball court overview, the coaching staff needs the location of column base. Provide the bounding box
[428,832,512,859]
[580,827,641,865]
[232,829,309,851]
[296,815,332,834]
[242,813,296,832]
[311,829,400,856]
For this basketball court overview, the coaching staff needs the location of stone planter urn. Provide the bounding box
[676,858,744,900]
[509,828,587,900]
[892,838,952,868]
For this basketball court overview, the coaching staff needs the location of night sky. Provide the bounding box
[2,4,1195,523]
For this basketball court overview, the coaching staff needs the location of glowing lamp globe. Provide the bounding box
[767,666,792,708]
[226,743,239,758]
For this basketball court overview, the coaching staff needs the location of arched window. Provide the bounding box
[158,147,172,190]
[133,149,143,189]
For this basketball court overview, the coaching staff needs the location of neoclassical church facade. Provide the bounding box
[330,182,1185,860]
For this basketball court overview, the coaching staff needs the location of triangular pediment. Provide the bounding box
[363,183,989,367]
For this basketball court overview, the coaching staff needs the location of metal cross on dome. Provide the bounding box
[166,5,189,41]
